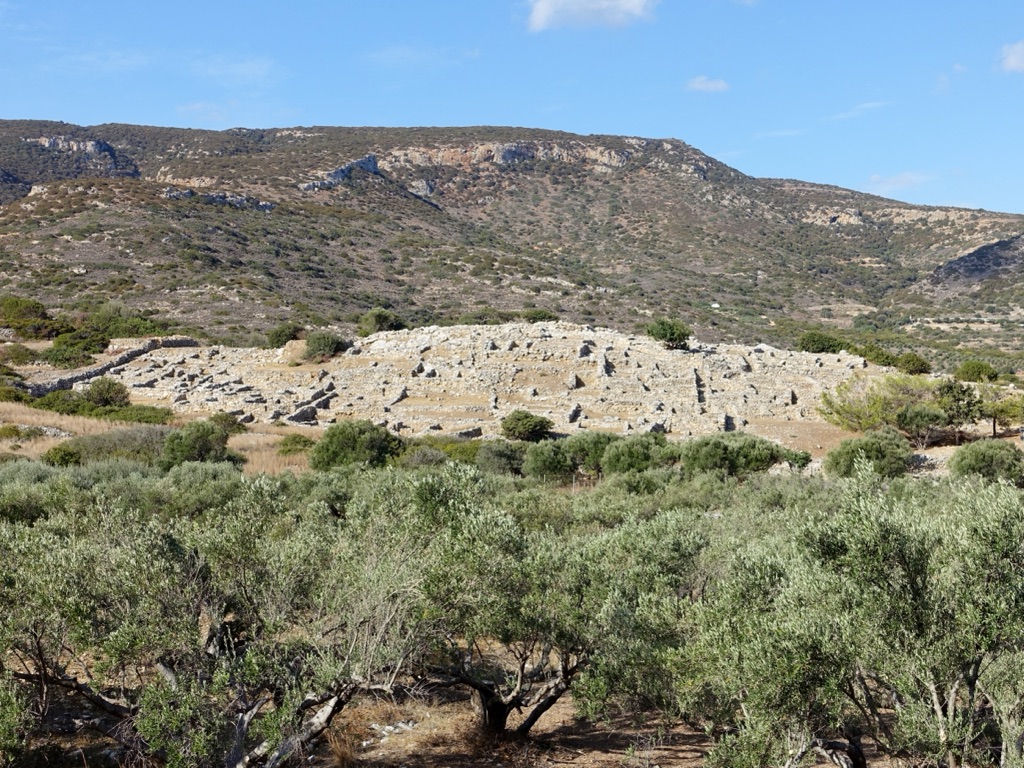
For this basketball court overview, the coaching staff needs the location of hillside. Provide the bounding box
[1,120,1022,362]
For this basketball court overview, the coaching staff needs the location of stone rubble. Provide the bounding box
[47,323,868,438]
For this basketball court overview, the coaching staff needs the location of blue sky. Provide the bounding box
[2,1,1023,213]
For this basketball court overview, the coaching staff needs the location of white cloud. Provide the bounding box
[527,0,658,31]
[1001,40,1024,72]
[365,45,479,69]
[826,100,888,121]
[686,75,729,93]
[866,171,934,197]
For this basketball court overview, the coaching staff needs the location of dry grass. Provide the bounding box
[229,425,320,476]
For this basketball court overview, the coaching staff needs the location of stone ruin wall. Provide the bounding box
[48,322,870,439]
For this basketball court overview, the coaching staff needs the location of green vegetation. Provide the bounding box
[955,358,999,382]
[277,433,316,455]
[2,434,1024,765]
[302,329,350,361]
[266,320,303,348]
[159,420,241,470]
[797,330,845,354]
[28,378,172,424]
[500,409,554,442]
[308,419,404,469]
[824,427,913,478]
[645,317,691,350]
[949,438,1024,485]
[357,307,408,337]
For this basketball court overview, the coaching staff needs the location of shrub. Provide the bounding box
[406,435,480,464]
[308,420,404,470]
[954,359,999,383]
[85,377,131,408]
[519,308,559,323]
[824,427,913,478]
[475,440,527,475]
[895,403,947,448]
[600,433,670,474]
[797,331,845,354]
[852,342,898,367]
[896,352,931,375]
[58,426,172,465]
[500,410,554,442]
[95,404,173,424]
[398,446,450,468]
[645,318,691,350]
[266,321,304,348]
[303,330,350,361]
[277,433,315,455]
[0,386,27,403]
[677,432,808,478]
[208,411,248,435]
[357,307,407,337]
[0,343,37,365]
[159,421,236,471]
[41,443,83,467]
[522,440,575,480]
[561,431,621,477]
[948,439,1024,486]
[40,345,95,369]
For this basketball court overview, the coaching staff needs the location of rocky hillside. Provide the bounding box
[1,121,1022,358]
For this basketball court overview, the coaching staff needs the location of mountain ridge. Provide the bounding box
[1,120,1022,364]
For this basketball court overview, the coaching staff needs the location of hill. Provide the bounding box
[1,120,1022,365]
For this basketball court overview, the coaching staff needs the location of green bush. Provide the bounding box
[41,443,83,467]
[895,351,931,375]
[277,433,315,455]
[39,345,95,369]
[645,318,691,350]
[55,426,172,465]
[677,432,808,478]
[406,435,480,464]
[500,410,554,442]
[824,427,913,478]
[397,446,450,468]
[308,420,404,470]
[797,331,845,354]
[600,433,671,474]
[357,307,408,337]
[852,342,898,367]
[519,308,559,323]
[266,321,304,348]
[303,330,350,361]
[85,377,131,408]
[475,440,527,475]
[208,411,248,435]
[522,440,576,481]
[954,359,999,383]
[948,439,1024,486]
[159,421,238,471]
[0,344,37,366]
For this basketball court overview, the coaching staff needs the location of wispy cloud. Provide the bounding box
[866,171,934,197]
[58,49,149,74]
[527,0,658,32]
[826,100,888,121]
[686,75,729,93]
[189,55,277,88]
[754,128,803,139]
[365,45,480,69]
[1001,40,1024,72]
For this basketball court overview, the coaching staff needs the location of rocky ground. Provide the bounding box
[28,322,873,444]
